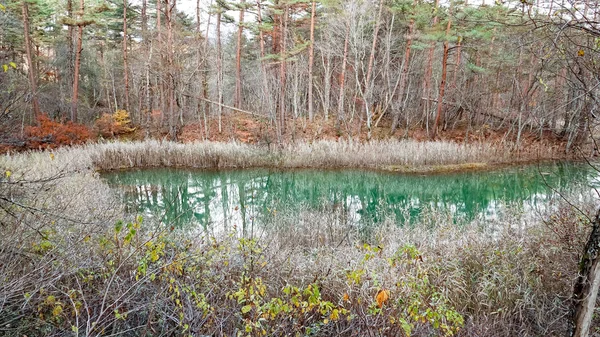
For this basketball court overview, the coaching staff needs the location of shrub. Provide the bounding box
[25,114,92,149]
[94,110,136,138]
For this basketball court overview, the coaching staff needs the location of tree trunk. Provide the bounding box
[321,52,332,121]
[156,0,161,40]
[365,0,384,97]
[256,0,272,122]
[142,0,147,39]
[141,0,149,128]
[277,4,288,140]
[165,0,176,139]
[141,0,151,131]
[307,0,316,122]
[216,11,223,134]
[363,0,385,139]
[123,0,130,114]
[144,42,153,137]
[195,0,202,137]
[451,35,462,91]
[422,0,439,135]
[391,0,417,134]
[71,0,85,122]
[202,0,213,138]
[432,4,452,139]
[489,28,498,111]
[100,43,113,115]
[156,0,165,128]
[22,2,41,119]
[234,0,245,109]
[570,209,600,337]
[67,0,74,112]
[337,23,350,126]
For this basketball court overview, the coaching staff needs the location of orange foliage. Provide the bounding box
[375,289,390,308]
[25,114,92,149]
[95,110,135,138]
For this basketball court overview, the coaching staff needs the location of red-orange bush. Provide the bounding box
[25,114,92,149]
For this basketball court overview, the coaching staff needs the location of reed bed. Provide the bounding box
[80,139,508,171]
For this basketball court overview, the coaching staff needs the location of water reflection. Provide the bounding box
[103,162,599,232]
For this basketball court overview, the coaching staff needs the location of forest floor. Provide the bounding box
[174,112,573,162]
[2,111,579,168]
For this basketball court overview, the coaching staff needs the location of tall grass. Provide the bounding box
[4,138,559,172]
[77,139,509,171]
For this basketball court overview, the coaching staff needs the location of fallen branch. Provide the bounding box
[182,93,270,119]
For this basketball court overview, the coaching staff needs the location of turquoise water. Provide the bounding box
[103,162,599,231]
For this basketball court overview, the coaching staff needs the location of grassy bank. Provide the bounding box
[0,140,594,336]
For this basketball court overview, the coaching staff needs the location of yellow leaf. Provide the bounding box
[52,305,63,317]
[5,170,11,178]
[330,309,340,321]
[49,153,55,160]
[376,289,390,308]
[578,49,585,57]
[343,293,350,302]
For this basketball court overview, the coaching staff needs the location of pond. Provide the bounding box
[103,162,600,234]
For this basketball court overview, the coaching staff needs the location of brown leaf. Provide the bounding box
[376,289,390,308]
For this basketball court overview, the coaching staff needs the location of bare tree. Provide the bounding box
[421,0,439,136]
[390,0,418,134]
[307,0,316,122]
[337,21,350,127]
[216,6,223,134]
[71,0,86,122]
[123,0,130,114]
[22,1,41,119]
[234,0,246,109]
[165,0,177,139]
[432,0,452,139]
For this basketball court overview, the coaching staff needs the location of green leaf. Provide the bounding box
[241,305,252,314]
[114,220,123,233]
[2,64,7,72]
[9,62,16,69]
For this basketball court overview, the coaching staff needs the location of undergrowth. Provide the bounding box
[0,141,595,336]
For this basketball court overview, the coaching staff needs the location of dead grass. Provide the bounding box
[31,139,532,172]
[4,138,562,173]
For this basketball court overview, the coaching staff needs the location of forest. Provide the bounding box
[0,0,598,150]
[2,0,600,336]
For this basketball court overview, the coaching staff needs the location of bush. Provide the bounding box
[94,110,136,138]
[25,114,92,149]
